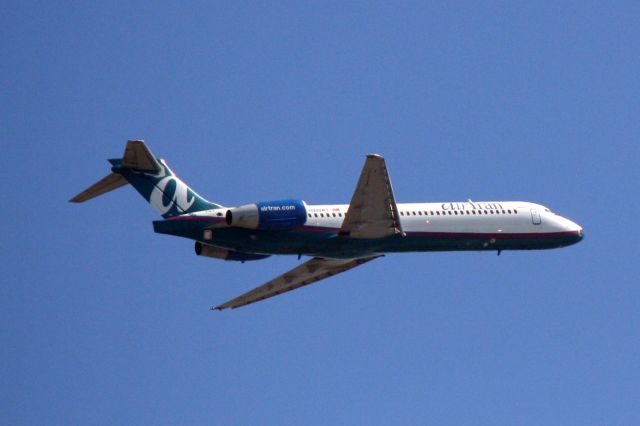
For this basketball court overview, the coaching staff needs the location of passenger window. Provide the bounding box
[436,211,440,215]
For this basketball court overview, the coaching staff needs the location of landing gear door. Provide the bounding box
[531,208,541,225]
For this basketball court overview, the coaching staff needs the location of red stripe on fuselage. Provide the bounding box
[295,226,581,239]
[166,216,225,222]
[295,226,339,233]
[405,230,581,239]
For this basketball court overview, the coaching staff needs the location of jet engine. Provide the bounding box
[195,242,270,262]
[225,199,307,231]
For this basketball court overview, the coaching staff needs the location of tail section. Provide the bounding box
[70,140,222,217]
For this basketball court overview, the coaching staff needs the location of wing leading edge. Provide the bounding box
[213,256,381,310]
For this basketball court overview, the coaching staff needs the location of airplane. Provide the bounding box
[71,140,584,310]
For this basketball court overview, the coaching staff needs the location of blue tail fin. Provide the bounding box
[70,140,222,218]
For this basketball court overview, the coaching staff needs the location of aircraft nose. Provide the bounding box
[568,221,584,244]
[559,216,584,245]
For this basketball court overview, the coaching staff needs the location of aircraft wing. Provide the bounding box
[213,256,381,310]
[339,154,403,239]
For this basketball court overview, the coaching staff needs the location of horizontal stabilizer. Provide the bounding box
[122,140,162,173]
[69,172,128,203]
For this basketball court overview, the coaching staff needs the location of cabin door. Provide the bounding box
[530,208,541,225]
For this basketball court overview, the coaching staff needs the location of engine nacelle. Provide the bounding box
[225,199,307,231]
[195,242,270,262]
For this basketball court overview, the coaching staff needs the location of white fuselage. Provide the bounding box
[175,200,583,257]
[305,201,582,235]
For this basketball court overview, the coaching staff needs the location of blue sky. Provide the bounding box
[2,1,639,424]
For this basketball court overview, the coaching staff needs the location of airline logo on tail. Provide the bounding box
[149,166,196,215]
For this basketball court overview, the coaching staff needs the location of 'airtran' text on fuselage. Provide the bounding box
[260,205,297,212]
[441,202,504,211]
